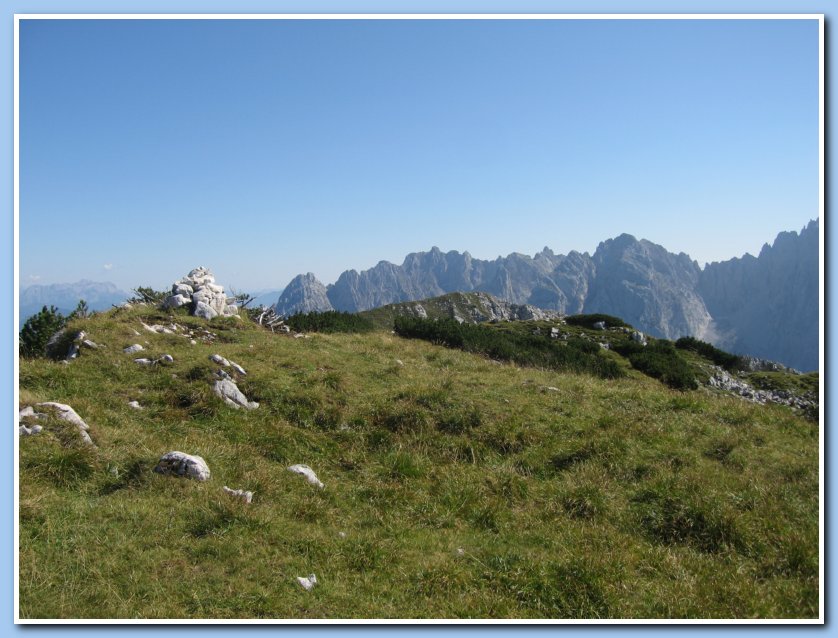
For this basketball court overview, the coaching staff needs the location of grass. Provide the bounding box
[17,305,819,619]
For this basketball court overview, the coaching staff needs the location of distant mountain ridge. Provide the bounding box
[275,220,819,371]
[19,280,129,324]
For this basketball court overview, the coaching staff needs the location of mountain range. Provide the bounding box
[19,280,129,325]
[275,220,819,371]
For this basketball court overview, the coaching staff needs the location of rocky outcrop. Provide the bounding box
[162,267,238,320]
[274,273,333,315]
[34,402,95,446]
[213,378,259,410]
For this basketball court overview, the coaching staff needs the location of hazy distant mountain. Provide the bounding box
[19,280,129,324]
[275,221,819,370]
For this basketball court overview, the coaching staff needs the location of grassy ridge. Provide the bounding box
[18,306,819,619]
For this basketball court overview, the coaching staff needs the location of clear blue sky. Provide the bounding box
[19,17,819,293]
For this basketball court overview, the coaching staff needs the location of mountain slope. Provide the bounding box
[18,303,819,619]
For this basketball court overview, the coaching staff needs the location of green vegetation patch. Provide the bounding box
[393,316,623,380]
[675,336,744,372]
[285,311,374,334]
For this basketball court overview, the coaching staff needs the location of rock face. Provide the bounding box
[274,273,334,316]
[154,451,211,481]
[162,267,238,320]
[584,234,713,341]
[698,220,819,372]
[276,221,819,371]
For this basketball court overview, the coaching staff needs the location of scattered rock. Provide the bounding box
[134,358,156,366]
[395,359,404,366]
[296,574,318,591]
[593,321,606,330]
[153,451,211,481]
[631,331,647,346]
[210,354,231,367]
[222,486,253,504]
[82,339,101,349]
[230,362,247,376]
[19,424,43,436]
[159,354,174,364]
[213,378,259,409]
[337,531,347,539]
[19,406,37,419]
[128,400,142,410]
[123,344,144,354]
[541,386,560,392]
[35,402,94,446]
[287,464,324,489]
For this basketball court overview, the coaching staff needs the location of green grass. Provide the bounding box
[18,305,819,619]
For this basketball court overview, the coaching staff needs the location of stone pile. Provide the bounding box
[162,267,239,320]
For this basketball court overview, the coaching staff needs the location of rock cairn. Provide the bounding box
[163,267,239,320]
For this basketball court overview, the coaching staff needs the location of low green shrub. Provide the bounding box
[675,336,744,371]
[285,311,374,334]
[565,313,628,329]
[393,317,623,380]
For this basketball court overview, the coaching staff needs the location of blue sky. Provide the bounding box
[19,17,819,293]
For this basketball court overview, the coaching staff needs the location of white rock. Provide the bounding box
[132,329,141,336]
[230,362,246,376]
[19,406,36,419]
[134,358,155,366]
[296,574,318,591]
[213,378,258,409]
[154,451,210,481]
[222,486,253,504]
[210,354,231,367]
[287,464,324,489]
[223,304,239,316]
[172,283,193,297]
[82,339,100,349]
[194,301,218,320]
[124,344,144,354]
[163,294,191,310]
[19,424,43,436]
[395,359,404,366]
[35,402,94,445]
[190,340,197,345]
[337,531,347,539]
[159,354,174,364]
[128,400,142,410]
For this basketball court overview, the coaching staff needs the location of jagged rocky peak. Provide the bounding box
[586,234,711,341]
[162,266,239,320]
[275,272,333,316]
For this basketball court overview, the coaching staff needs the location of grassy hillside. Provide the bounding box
[18,305,819,619]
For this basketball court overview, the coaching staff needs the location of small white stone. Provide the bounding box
[222,486,253,504]
[128,400,142,410]
[123,344,144,354]
[158,354,174,364]
[296,574,317,591]
[134,358,155,366]
[210,354,231,367]
[287,464,324,489]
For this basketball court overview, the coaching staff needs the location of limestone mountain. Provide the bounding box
[275,221,819,370]
[698,220,819,372]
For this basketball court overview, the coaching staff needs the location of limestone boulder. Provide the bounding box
[154,451,211,481]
